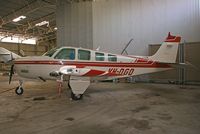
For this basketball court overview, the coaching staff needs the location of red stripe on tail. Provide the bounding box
[165,32,181,42]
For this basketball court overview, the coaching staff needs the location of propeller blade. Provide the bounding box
[9,64,14,84]
[10,52,13,61]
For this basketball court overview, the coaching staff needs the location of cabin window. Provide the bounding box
[54,48,75,60]
[95,52,104,61]
[78,49,91,60]
[44,47,58,57]
[108,54,117,62]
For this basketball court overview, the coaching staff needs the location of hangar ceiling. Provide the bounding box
[0,0,94,44]
[0,0,57,43]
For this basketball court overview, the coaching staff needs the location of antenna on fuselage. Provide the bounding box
[121,38,134,55]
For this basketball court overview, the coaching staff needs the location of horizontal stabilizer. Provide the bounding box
[166,61,199,70]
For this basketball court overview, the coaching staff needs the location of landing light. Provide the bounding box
[0,35,36,45]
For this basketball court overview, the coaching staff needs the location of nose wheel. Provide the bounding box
[15,80,24,95]
[15,86,24,95]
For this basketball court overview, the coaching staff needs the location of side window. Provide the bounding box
[54,48,75,60]
[44,47,58,57]
[95,52,104,61]
[108,54,117,62]
[78,49,91,60]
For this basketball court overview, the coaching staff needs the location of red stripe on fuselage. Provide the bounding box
[83,70,105,77]
[14,60,171,68]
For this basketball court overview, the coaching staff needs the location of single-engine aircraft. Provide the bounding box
[0,33,181,100]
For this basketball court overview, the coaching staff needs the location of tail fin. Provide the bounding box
[0,47,21,63]
[149,32,181,63]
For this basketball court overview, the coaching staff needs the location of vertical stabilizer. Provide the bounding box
[149,32,181,63]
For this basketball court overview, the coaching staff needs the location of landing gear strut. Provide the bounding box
[15,80,24,95]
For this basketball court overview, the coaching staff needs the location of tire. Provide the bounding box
[71,91,83,100]
[15,86,24,95]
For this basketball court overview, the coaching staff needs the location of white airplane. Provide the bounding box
[0,32,181,100]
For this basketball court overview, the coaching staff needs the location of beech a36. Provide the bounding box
[0,33,181,100]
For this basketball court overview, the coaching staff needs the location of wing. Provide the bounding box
[60,66,107,77]
[49,65,119,77]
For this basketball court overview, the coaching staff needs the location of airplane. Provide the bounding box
[0,32,181,100]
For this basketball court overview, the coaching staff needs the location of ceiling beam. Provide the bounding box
[15,12,56,34]
[0,0,55,27]
[0,22,56,40]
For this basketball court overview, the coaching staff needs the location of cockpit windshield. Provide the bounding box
[43,47,59,57]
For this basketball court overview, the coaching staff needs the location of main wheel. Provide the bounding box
[71,91,83,100]
[15,86,24,95]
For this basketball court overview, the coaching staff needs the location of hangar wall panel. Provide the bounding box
[0,43,46,56]
[92,0,200,55]
[57,0,93,48]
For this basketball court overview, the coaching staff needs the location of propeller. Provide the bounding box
[9,53,15,84]
[9,64,14,84]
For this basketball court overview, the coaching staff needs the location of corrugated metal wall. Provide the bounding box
[92,0,200,55]
[57,0,200,55]
[57,0,93,49]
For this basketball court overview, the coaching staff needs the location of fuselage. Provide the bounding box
[14,46,172,81]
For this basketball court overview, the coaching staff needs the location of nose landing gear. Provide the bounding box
[15,80,24,95]
[15,86,24,95]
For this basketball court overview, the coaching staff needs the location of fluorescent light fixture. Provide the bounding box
[12,15,26,22]
[22,38,36,44]
[0,36,36,45]
[35,21,49,27]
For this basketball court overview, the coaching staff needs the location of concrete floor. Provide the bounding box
[0,76,200,134]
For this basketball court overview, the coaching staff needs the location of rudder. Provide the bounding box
[149,32,181,63]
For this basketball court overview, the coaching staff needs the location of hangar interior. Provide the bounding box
[0,0,200,134]
[0,0,199,84]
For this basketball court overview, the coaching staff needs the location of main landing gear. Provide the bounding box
[15,80,24,95]
[71,92,83,100]
[69,76,90,101]
[13,77,90,101]
[68,83,82,100]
